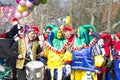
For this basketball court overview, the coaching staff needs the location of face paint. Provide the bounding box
[65,31,72,38]
[98,39,104,47]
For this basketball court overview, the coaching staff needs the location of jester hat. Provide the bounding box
[44,24,56,33]
[100,33,112,47]
[116,32,120,39]
[71,24,97,50]
[63,25,73,32]
[100,33,112,57]
[115,32,120,51]
[44,27,68,54]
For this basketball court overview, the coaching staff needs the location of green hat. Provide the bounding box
[71,24,97,50]
[44,27,68,54]
[44,24,56,32]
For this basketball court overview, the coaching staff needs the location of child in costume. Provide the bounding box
[71,24,104,80]
[38,24,56,48]
[42,27,72,80]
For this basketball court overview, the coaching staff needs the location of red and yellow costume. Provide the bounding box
[43,27,72,80]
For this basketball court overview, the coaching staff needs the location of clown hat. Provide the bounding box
[44,24,56,33]
[64,25,73,32]
[100,33,112,47]
[31,26,40,34]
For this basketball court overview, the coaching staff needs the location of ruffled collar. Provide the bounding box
[71,37,97,50]
[44,39,69,54]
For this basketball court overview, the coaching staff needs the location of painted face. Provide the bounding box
[98,39,104,47]
[57,30,63,39]
[65,31,72,38]
[28,31,37,41]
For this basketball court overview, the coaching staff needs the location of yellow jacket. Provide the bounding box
[16,38,39,69]
[44,48,72,67]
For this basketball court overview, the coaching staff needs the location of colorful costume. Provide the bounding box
[71,24,103,80]
[113,32,120,80]
[10,26,43,80]
[98,33,114,80]
[43,27,72,80]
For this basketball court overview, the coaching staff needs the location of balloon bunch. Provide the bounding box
[15,0,47,19]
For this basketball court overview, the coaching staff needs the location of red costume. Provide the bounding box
[98,33,113,80]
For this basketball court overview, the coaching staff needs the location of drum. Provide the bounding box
[25,61,44,80]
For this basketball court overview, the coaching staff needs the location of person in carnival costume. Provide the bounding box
[0,18,23,48]
[9,25,43,80]
[38,24,56,48]
[42,26,72,80]
[0,18,23,80]
[71,24,104,80]
[113,32,120,80]
[0,18,22,39]
[97,33,114,80]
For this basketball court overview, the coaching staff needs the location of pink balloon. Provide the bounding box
[19,0,26,6]
[26,1,33,8]
[15,11,22,19]
[16,0,21,4]
[22,11,29,17]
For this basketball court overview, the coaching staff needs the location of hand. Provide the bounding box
[0,65,5,72]
[39,51,44,57]
[18,54,23,59]
[94,69,100,73]
[65,64,71,75]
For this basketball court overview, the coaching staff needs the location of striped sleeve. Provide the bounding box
[91,43,102,56]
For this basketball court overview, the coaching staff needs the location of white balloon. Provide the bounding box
[26,0,33,8]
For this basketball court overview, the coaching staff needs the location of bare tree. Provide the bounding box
[107,0,113,33]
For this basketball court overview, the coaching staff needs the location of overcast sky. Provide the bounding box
[0,0,119,5]
[0,0,15,5]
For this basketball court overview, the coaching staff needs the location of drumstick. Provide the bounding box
[24,58,31,61]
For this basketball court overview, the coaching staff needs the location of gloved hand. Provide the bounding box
[65,64,71,75]
[0,65,5,72]
[94,69,100,73]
